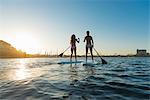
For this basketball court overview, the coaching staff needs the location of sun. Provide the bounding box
[14,32,40,54]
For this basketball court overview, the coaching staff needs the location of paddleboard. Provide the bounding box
[82,61,100,66]
[57,61,83,64]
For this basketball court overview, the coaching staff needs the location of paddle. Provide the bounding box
[58,46,70,57]
[93,48,107,64]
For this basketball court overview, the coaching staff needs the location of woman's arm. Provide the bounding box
[91,37,94,46]
[83,37,86,42]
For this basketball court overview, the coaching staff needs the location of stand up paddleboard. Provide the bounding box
[57,61,83,64]
[82,61,100,66]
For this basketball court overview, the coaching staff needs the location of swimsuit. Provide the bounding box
[71,45,76,49]
[86,44,93,48]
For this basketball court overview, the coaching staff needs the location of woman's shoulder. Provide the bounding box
[85,36,88,38]
[85,36,92,38]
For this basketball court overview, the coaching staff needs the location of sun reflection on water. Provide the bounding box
[14,66,29,80]
[12,60,30,80]
[6,59,45,81]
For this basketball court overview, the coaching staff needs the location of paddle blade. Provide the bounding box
[101,58,107,64]
[59,53,63,57]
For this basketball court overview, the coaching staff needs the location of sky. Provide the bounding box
[0,0,149,55]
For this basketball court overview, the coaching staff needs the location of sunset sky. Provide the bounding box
[0,0,149,55]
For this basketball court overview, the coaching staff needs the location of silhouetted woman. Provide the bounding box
[70,34,79,61]
[84,31,94,62]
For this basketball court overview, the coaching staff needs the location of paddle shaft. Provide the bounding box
[93,48,102,59]
[93,48,107,64]
[62,46,70,54]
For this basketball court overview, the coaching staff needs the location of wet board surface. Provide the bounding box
[57,61,83,64]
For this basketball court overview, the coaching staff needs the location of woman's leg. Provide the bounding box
[70,48,73,61]
[74,47,77,61]
[90,47,94,62]
[86,47,88,62]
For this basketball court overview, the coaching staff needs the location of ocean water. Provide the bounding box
[0,57,149,100]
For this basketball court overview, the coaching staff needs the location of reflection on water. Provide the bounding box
[0,57,150,100]
[13,60,30,80]
[14,66,29,80]
[68,64,79,81]
[0,59,45,81]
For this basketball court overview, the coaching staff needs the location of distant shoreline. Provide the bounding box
[1,40,149,58]
[0,55,150,59]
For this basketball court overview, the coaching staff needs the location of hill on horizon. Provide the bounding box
[0,40,26,58]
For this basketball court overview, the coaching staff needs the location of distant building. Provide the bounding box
[136,49,148,56]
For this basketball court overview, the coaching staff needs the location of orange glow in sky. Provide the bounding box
[13,32,41,54]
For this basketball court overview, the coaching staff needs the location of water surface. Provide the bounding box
[0,57,149,100]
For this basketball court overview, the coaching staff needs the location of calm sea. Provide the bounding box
[0,57,149,100]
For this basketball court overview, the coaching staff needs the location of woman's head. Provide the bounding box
[71,34,76,40]
[86,31,90,36]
